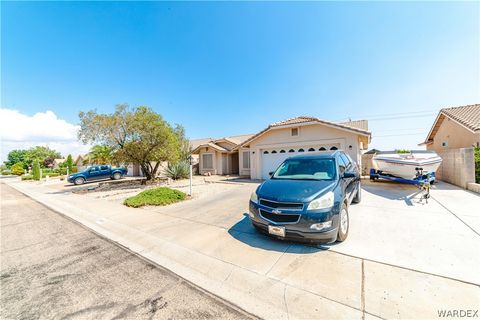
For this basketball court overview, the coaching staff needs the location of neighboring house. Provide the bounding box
[190,134,254,175]
[420,104,480,150]
[74,154,90,171]
[52,158,66,169]
[192,116,371,179]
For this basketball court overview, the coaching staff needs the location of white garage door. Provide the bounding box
[260,144,340,179]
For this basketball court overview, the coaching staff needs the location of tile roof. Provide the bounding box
[190,134,255,154]
[440,104,480,131]
[420,104,480,145]
[237,116,371,149]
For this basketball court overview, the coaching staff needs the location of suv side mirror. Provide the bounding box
[342,172,356,179]
[269,171,274,177]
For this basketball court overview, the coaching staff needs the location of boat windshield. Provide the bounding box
[272,158,336,181]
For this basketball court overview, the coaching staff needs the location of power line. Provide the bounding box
[373,132,427,138]
[335,109,438,122]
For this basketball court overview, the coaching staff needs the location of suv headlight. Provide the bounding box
[307,191,334,210]
[250,192,258,204]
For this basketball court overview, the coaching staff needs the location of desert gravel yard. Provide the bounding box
[6,177,480,319]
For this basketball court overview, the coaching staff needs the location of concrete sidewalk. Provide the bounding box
[4,179,479,319]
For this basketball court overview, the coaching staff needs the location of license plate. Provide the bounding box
[268,225,285,237]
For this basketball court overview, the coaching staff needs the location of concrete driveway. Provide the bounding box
[6,178,480,319]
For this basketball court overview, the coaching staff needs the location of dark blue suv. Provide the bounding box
[249,151,361,243]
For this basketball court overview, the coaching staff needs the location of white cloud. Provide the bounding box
[0,108,91,161]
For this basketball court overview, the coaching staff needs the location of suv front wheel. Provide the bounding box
[337,203,349,242]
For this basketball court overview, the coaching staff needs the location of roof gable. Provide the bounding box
[421,104,480,144]
[237,116,371,148]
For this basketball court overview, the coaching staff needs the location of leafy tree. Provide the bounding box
[11,162,25,175]
[174,125,192,161]
[5,150,27,168]
[25,146,61,167]
[89,145,114,165]
[32,160,41,180]
[65,154,74,172]
[78,104,186,180]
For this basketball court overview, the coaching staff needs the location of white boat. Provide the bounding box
[372,150,442,179]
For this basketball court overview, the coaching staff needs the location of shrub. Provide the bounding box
[32,160,41,180]
[1,170,11,175]
[11,162,25,175]
[54,167,68,175]
[71,166,78,173]
[396,149,411,154]
[21,175,34,180]
[165,161,189,180]
[45,172,60,178]
[124,187,186,208]
[474,147,480,184]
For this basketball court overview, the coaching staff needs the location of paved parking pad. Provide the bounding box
[6,178,480,319]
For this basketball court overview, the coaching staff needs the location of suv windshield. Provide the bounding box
[272,158,336,180]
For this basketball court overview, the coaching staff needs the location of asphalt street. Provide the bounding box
[0,183,253,320]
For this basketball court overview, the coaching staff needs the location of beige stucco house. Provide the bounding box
[420,104,480,150]
[191,135,254,175]
[192,116,371,179]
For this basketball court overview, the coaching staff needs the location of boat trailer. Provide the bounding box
[369,168,436,203]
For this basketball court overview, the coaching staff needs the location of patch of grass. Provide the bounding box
[124,187,187,208]
[21,175,34,180]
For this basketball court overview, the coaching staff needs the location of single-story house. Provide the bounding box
[190,134,254,176]
[419,104,480,150]
[52,158,66,169]
[192,116,371,179]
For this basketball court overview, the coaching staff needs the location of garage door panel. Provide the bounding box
[260,144,341,179]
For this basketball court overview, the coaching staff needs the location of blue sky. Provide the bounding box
[1,1,479,159]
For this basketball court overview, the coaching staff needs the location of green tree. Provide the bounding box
[25,146,61,168]
[5,150,27,168]
[32,160,41,180]
[89,145,114,165]
[11,162,25,175]
[65,154,74,172]
[78,104,185,180]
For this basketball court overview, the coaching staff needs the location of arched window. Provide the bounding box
[298,148,305,152]
[280,150,286,153]
[330,146,338,150]
[271,150,277,154]
[319,147,326,151]
[263,151,269,154]
[308,148,315,152]
[289,149,295,153]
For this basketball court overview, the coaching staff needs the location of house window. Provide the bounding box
[242,151,250,169]
[330,146,338,150]
[291,128,299,136]
[319,147,326,151]
[288,149,295,153]
[298,148,304,152]
[263,151,269,154]
[271,150,277,154]
[308,148,315,152]
[280,150,286,153]
[202,154,213,169]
